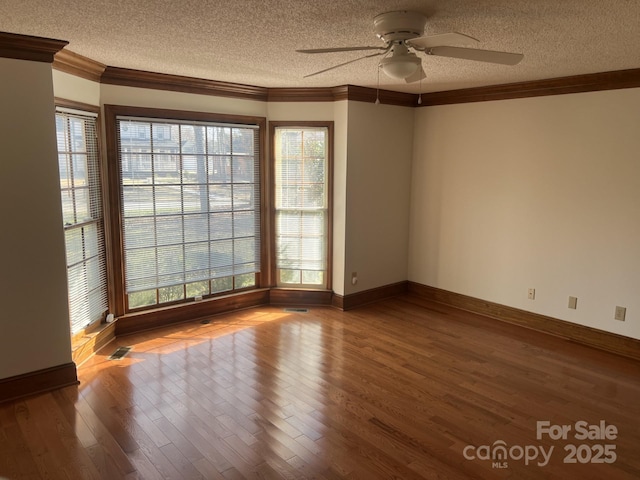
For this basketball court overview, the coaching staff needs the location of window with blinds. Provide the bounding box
[55,108,109,335]
[115,116,261,309]
[273,125,331,288]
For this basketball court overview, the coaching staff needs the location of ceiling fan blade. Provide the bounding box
[297,46,387,54]
[408,32,479,50]
[404,65,427,84]
[427,46,524,65]
[303,48,390,78]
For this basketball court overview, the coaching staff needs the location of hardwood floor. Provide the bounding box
[1,293,639,479]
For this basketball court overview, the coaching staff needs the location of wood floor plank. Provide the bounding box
[0,422,41,479]
[1,294,639,479]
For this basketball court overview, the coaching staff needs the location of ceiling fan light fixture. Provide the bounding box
[379,53,421,80]
[298,9,523,82]
[373,11,427,42]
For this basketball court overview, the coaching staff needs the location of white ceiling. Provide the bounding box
[2,0,639,93]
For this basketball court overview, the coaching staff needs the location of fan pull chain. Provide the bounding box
[375,63,381,105]
[418,75,423,105]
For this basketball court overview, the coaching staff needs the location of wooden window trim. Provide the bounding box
[104,105,267,316]
[269,121,334,292]
[55,98,113,337]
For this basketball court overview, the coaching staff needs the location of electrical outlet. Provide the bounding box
[528,288,535,300]
[614,306,626,321]
[568,296,578,309]
[351,272,358,285]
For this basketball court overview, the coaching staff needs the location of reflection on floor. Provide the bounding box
[1,294,639,479]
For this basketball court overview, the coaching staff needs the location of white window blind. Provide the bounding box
[55,109,109,335]
[274,127,328,288]
[116,117,261,308]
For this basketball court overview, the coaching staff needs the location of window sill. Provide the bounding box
[71,321,116,366]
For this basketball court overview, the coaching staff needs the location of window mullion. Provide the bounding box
[230,128,236,282]
[66,117,78,225]
[179,124,187,300]
[150,123,160,305]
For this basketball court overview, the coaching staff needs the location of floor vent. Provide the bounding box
[200,319,211,324]
[284,308,309,313]
[108,346,132,360]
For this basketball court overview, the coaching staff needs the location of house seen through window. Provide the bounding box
[113,113,262,310]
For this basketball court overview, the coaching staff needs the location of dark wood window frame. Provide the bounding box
[104,105,268,318]
[269,121,334,294]
[54,98,112,340]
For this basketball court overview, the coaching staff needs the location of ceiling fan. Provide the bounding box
[297,11,523,83]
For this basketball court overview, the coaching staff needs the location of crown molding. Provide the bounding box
[101,66,270,101]
[420,68,640,106]
[267,87,340,102]
[53,49,106,82]
[89,65,640,107]
[7,31,638,106]
[0,31,68,63]
[70,64,640,106]
[265,85,416,105]
[98,70,416,105]
[341,85,418,107]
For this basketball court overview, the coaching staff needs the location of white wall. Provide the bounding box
[267,101,335,121]
[344,101,414,295]
[100,84,268,117]
[0,58,73,379]
[52,70,101,106]
[332,101,348,295]
[409,88,640,339]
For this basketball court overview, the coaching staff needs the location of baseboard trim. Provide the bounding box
[115,288,271,336]
[115,283,408,336]
[335,281,409,311]
[408,282,640,361]
[0,363,78,404]
[269,288,333,306]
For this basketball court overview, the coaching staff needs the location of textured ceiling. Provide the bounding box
[2,0,639,93]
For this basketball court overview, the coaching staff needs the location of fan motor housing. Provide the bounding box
[373,11,427,42]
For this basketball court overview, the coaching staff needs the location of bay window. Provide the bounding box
[105,106,265,313]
